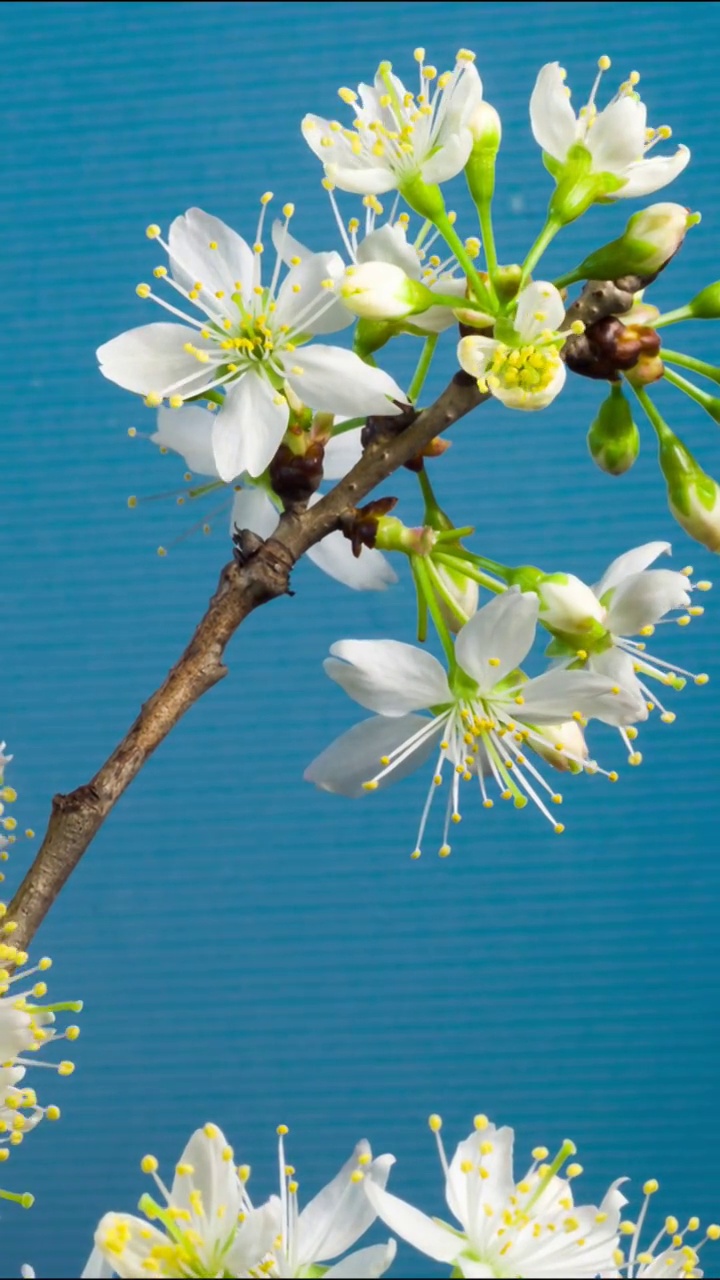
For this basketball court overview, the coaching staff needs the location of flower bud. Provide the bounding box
[465,102,502,209]
[573,203,695,281]
[340,262,437,320]
[657,427,720,552]
[467,101,502,151]
[686,280,720,319]
[587,386,640,475]
[533,721,589,775]
[435,562,479,633]
[533,573,606,633]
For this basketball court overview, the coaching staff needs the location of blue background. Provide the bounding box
[2,2,719,1274]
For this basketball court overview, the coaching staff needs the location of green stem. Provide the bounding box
[552,266,584,290]
[413,556,456,666]
[433,551,505,594]
[434,213,494,313]
[407,334,439,404]
[478,199,499,282]
[663,366,720,422]
[653,305,693,328]
[329,416,366,436]
[519,218,562,292]
[628,382,672,441]
[661,349,720,386]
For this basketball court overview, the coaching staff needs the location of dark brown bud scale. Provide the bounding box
[339,496,398,558]
[269,441,325,507]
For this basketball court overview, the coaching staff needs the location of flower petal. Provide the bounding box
[308,531,397,591]
[455,590,538,690]
[168,207,254,308]
[152,405,219,476]
[326,639,452,714]
[304,714,442,797]
[81,1246,114,1279]
[615,146,690,199]
[515,281,566,342]
[587,95,646,173]
[605,569,691,635]
[594,541,671,598]
[588,648,647,716]
[363,1181,460,1265]
[457,335,497,378]
[519,667,646,726]
[421,129,473,185]
[226,1197,283,1273]
[323,1241,397,1278]
[446,1125,515,1236]
[530,63,578,161]
[326,162,399,196]
[357,224,420,276]
[97,323,214,398]
[283,345,405,417]
[323,428,365,479]
[274,247,350,336]
[299,1145,395,1263]
[230,486,280,539]
[211,374,288,481]
[94,1213,169,1280]
[170,1125,239,1226]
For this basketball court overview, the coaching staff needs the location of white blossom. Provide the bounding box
[92,1123,281,1278]
[302,48,483,196]
[530,58,689,199]
[149,406,396,591]
[365,1113,626,1278]
[97,205,405,482]
[305,590,646,856]
[458,282,569,409]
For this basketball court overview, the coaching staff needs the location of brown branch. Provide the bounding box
[8,373,485,949]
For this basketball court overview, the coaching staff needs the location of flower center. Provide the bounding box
[486,343,561,396]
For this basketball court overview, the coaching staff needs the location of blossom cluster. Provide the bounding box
[75,1111,717,1279]
[90,44,720,863]
[0,748,82,1211]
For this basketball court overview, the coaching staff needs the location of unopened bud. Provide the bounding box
[533,721,589,774]
[468,101,502,150]
[687,279,720,319]
[573,203,695,281]
[341,262,437,320]
[533,572,606,633]
[588,386,641,475]
[465,102,502,211]
[657,428,720,552]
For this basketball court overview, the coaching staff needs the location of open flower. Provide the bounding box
[605,1179,719,1278]
[364,1113,625,1278]
[149,406,396,590]
[92,1123,281,1278]
[305,590,645,855]
[530,59,689,202]
[535,542,710,757]
[97,205,405,482]
[261,1127,396,1277]
[302,48,483,197]
[457,282,569,409]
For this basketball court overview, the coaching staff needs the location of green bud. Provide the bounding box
[434,560,479,633]
[353,317,399,357]
[375,517,436,556]
[465,101,501,206]
[493,264,523,307]
[656,425,720,552]
[587,386,641,475]
[571,203,696,283]
[687,280,720,319]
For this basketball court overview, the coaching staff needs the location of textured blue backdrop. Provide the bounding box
[2,3,720,1275]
